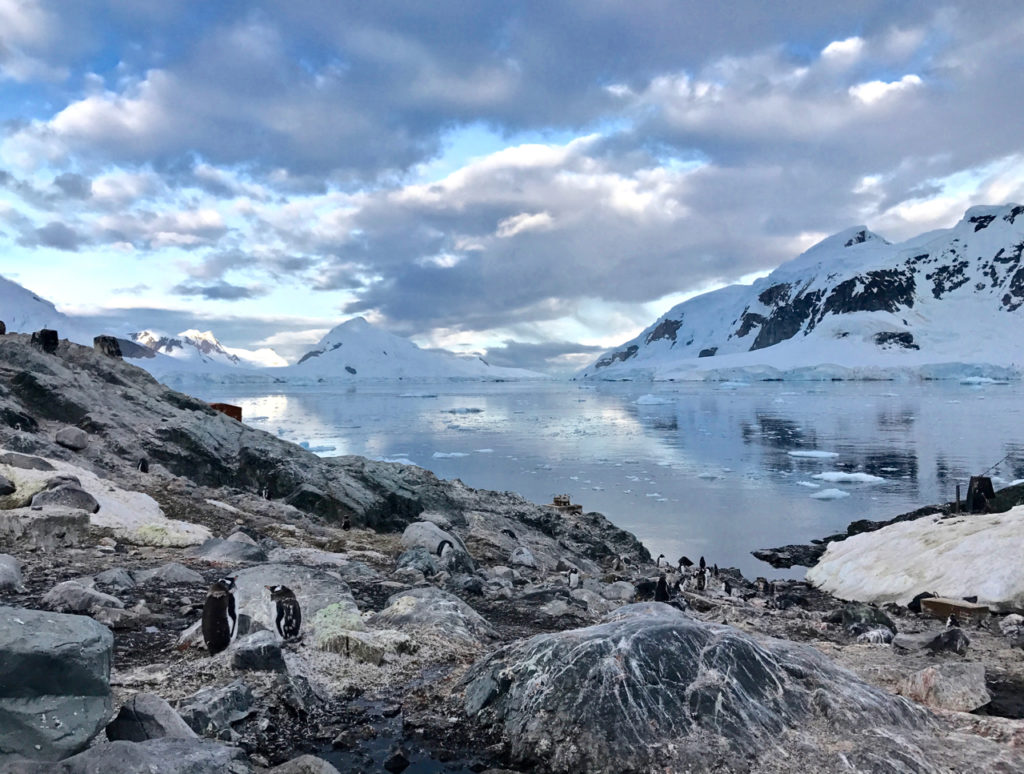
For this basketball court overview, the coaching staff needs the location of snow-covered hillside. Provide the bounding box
[0,275,91,343]
[131,329,287,369]
[285,316,543,381]
[579,204,1024,381]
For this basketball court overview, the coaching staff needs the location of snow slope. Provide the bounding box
[806,507,1024,612]
[0,275,92,343]
[579,204,1024,381]
[131,329,287,369]
[284,316,544,381]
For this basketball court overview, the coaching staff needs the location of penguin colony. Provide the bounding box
[202,576,303,653]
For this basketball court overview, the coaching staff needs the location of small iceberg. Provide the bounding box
[787,450,840,459]
[813,471,885,484]
[432,451,469,458]
[810,488,851,500]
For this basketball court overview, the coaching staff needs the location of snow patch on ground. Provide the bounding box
[806,507,1024,610]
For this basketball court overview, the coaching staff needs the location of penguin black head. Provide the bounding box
[946,613,961,629]
[216,576,237,592]
[265,584,295,599]
[699,556,706,571]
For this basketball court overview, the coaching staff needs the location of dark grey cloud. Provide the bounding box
[19,221,84,251]
[52,172,92,199]
[171,280,266,301]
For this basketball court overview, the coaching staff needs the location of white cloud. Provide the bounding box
[821,36,864,60]
[496,211,554,238]
[849,74,922,104]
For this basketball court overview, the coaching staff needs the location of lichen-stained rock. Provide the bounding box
[370,586,496,644]
[901,663,991,713]
[232,563,361,636]
[0,605,113,763]
[460,603,1017,773]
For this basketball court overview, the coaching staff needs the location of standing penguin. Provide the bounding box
[202,576,237,655]
[656,553,666,568]
[567,567,580,589]
[266,584,302,642]
[655,574,670,602]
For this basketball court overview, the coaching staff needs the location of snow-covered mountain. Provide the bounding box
[579,203,1024,381]
[0,275,91,343]
[286,316,543,381]
[130,329,287,369]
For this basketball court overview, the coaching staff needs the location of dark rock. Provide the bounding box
[383,746,411,773]
[0,605,113,763]
[93,335,123,359]
[0,473,15,496]
[31,328,59,353]
[908,591,938,614]
[231,631,287,673]
[752,543,826,569]
[824,603,897,635]
[926,627,970,655]
[31,484,99,513]
[2,737,253,773]
[447,573,485,596]
[176,679,255,737]
[0,320,4,334]
[105,693,198,742]
[395,545,439,575]
[461,603,942,773]
[0,452,55,471]
[94,567,137,591]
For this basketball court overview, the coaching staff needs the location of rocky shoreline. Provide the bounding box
[1,333,1023,773]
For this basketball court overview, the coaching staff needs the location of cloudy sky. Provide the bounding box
[1,1,1022,372]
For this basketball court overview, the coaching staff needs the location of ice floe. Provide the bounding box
[787,450,840,459]
[812,471,885,484]
[809,488,850,500]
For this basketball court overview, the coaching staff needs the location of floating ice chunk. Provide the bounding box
[787,450,840,459]
[813,471,885,484]
[475,448,494,453]
[635,394,673,405]
[645,492,662,498]
[697,473,718,480]
[796,481,821,488]
[810,488,851,500]
[433,451,469,458]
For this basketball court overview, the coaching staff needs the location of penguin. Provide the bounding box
[656,553,665,568]
[712,564,719,578]
[567,567,580,589]
[341,516,351,531]
[436,539,454,558]
[724,580,733,596]
[202,576,237,655]
[699,556,706,571]
[696,567,707,592]
[655,574,670,602]
[137,458,149,473]
[266,584,302,642]
[946,613,961,629]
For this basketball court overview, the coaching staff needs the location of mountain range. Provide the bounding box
[579,203,1024,381]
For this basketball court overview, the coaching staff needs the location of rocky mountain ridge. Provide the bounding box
[581,203,1024,380]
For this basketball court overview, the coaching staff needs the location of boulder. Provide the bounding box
[231,631,287,673]
[0,553,22,590]
[55,427,89,451]
[176,679,254,738]
[824,602,896,635]
[508,546,537,568]
[105,693,198,742]
[926,627,971,655]
[30,483,99,513]
[0,473,15,496]
[0,507,89,550]
[369,586,497,644]
[0,605,113,763]
[395,545,439,576]
[601,580,636,601]
[31,328,59,353]
[0,452,54,471]
[901,663,991,712]
[92,335,123,358]
[94,567,137,591]
[460,603,954,773]
[400,520,468,556]
[2,738,253,773]
[135,562,205,585]
[188,537,267,563]
[268,755,342,774]
[231,563,361,636]
[41,580,124,614]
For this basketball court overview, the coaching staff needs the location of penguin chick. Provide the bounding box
[202,576,237,655]
[266,584,302,641]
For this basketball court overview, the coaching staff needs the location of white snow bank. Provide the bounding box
[812,471,885,484]
[806,507,1024,611]
[1,451,211,546]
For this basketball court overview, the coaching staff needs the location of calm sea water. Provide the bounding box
[197,379,1024,580]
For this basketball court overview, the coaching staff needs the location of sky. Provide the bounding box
[1,1,1023,373]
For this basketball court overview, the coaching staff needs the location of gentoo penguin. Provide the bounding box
[656,553,666,568]
[655,574,670,602]
[699,556,706,572]
[696,566,708,592]
[266,584,302,641]
[202,576,237,655]
[946,614,961,629]
[567,568,580,589]
[341,516,351,531]
[436,539,454,558]
[137,458,149,473]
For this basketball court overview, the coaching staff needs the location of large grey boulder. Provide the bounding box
[369,586,497,644]
[231,631,287,673]
[30,484,99,514]
[188,537,267,563]
[41,580,124,614]
[459,602,1005,773]
[176,680,254,738]
[268,754,342,774]
[0,606,113,763]
[0,507,89,550]
[55,427,88,451]
[400,520,468,556]
[105,693,198,742]
[0,553,22,590]
[395,545,439,576]
[2,738,252,773]
[231,563,360,636]
[901,662,992,712]
[94,567,137,591]
[134,562,204,585]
